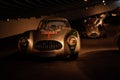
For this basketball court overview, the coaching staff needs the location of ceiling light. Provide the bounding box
[102,0,106,5]
[7,19,10,22]
[84,19,87,23]
[104,3,106,5]
[85,7,88,9]
[102,0,105,3]
[84,0,88,2]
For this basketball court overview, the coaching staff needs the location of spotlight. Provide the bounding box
[7,19,10,22]
[85,7,88,9]
[102,0,106,5]
[102,0,105,3]
[84,0,88,2]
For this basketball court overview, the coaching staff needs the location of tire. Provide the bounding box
[70,53,79,60]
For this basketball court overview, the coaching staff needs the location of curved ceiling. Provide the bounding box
[0,0,119,19]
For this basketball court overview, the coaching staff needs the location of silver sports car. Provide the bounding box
[83,15,107,38]
[18,17,81,59]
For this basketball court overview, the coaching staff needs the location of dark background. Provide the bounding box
[0,0,120,80]
[0,0,119,19]
[0,0,120,38]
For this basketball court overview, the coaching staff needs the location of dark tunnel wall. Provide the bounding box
[0,17,40,38]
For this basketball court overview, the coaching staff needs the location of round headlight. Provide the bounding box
[19,37,29,49]
[67,35,77,46]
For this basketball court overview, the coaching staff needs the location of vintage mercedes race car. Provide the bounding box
[18,17,81,59]
[82,17,107,38]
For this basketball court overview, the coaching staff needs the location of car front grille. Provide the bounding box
[35,40,62,51]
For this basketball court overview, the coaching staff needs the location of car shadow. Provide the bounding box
[0,51,75,63]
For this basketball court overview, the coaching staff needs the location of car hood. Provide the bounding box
[32,29,71,43]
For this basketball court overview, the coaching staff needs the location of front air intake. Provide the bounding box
[35,40,62,51]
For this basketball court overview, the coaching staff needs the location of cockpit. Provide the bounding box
[38,20,71,31]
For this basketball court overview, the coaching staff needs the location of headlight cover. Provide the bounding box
[19,37,29,51]
[67,35,77,46]
[65,30,79,53]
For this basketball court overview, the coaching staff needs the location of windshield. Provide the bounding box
[38,20,71,31]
